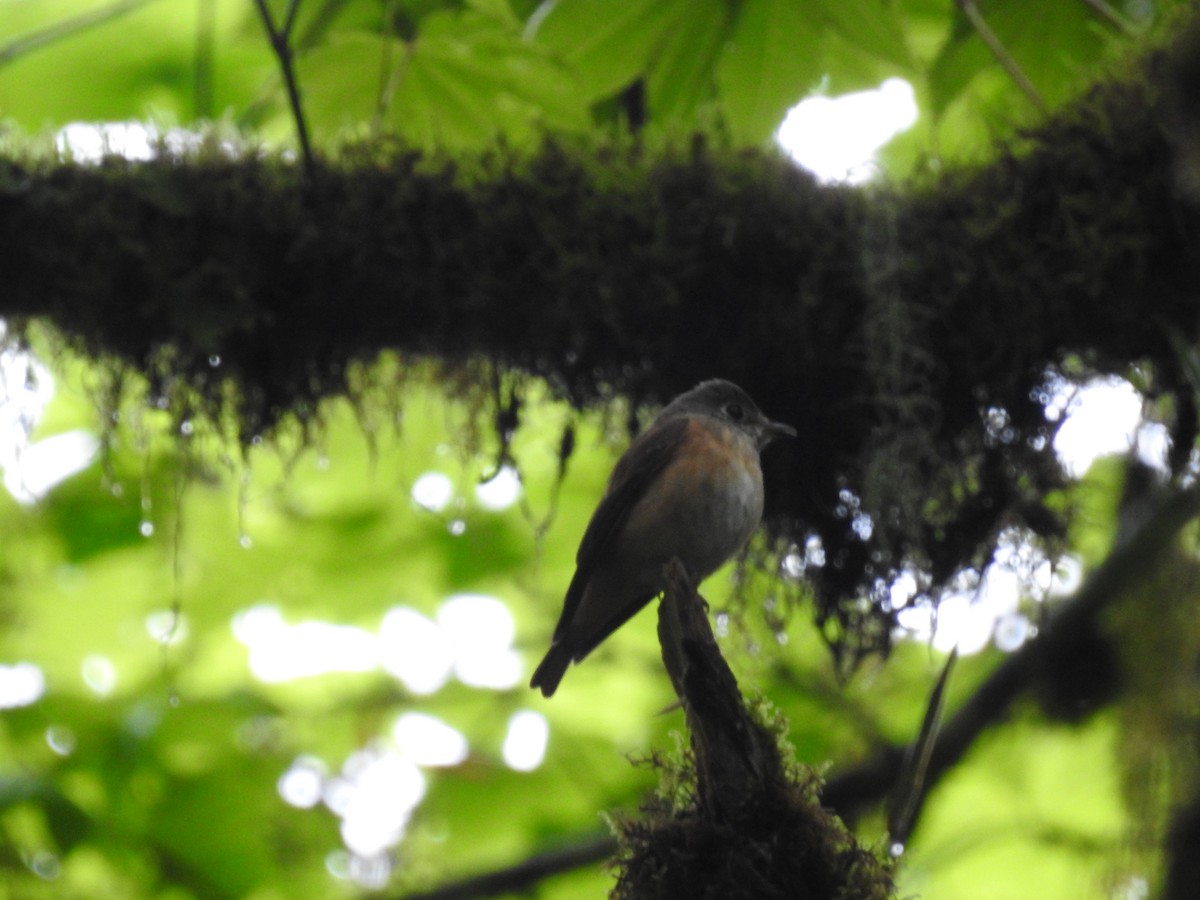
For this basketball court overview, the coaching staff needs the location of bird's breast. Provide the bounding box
[618,419,764,587]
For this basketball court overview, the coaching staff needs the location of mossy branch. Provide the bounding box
[605,559,894,899]
[656,558,775,820]
[2,23,1200,654]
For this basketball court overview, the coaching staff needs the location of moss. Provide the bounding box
[1,33,1198,659]
[611,713,894,900]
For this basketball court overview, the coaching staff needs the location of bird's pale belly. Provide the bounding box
[616,445,764,594]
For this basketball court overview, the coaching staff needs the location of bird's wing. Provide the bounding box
[552,415,690,641]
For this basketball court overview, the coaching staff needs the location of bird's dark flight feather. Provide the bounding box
[551,415,690,643]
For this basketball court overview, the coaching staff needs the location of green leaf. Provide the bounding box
[811,0,914,70]
[466,0,522,29]
[294,32,394,136]
[644,0,729,124]
[716,0,827,144]
[398,11,589,144]
[529,0,687,102]
[928,0,1111,120]
[0,0,272,130]
[299,11,588,148]
[0,776,92,851]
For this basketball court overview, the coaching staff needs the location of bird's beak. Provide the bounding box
[761,419,797,445]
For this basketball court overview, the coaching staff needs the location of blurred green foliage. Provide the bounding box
[0,0,1178,158]
[0,1,1195,897]
[0,340,1178,898]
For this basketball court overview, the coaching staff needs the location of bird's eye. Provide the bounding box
[724,402,745,421]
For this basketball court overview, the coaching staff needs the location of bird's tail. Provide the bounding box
[529,641,573,697]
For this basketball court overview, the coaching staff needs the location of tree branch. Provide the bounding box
[251,0,316,179]
[607,561,893,898]
[395,833,615,900]
[280,0,304,40]
[405,483,1200,898]
[824,483,1200,824]
[2,29,1197,657]
[657,558,776,819]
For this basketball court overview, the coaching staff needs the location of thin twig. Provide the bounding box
[280,0,304,41]
[193,0,216,119]
[1078,0,1139,37]
[252,0,316,180]
[958,0,1046,112]
[886,646,957,848]
[395,833,616,900]
[0,0,163,68]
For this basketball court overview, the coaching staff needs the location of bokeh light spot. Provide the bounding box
[392,712,469,767]
[412,472,454,512]
[502,710,548,772]
[475,465,521,510]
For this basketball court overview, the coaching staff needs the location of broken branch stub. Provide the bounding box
[657,558,775,820]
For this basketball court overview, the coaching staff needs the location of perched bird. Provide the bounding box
[530,379,795,697]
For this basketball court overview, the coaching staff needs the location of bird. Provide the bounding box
[530,379,796,697]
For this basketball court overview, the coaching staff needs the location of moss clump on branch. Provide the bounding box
[611,562,893,899]
[612,760,892,900]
